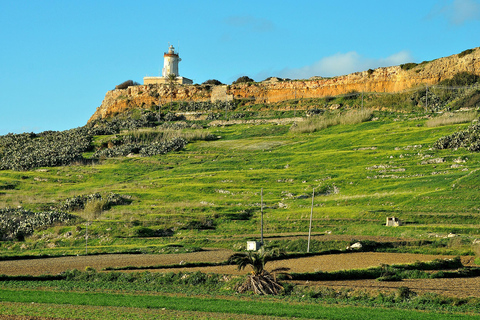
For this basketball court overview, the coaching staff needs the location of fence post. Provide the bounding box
[307,188,315,253]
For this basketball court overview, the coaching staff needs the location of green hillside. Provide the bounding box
[1,103,480,257]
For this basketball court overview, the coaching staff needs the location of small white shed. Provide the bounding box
[246,241,262,251]
[386,217,402,227]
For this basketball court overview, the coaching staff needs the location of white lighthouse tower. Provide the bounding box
[144,43,193,85]
[162,45,181,77]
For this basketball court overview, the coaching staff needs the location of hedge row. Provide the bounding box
[0,208,76,241]
[0,111,189,171]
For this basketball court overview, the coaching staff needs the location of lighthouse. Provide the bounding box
[163,45,181,77]
[144,44,193,85]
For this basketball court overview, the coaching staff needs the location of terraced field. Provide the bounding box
[2,249,479,298]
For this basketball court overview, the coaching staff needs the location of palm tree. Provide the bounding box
[228,247,290,295]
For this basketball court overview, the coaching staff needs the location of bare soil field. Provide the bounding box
[0,249,233,276]
[1,250,479,298]
[307,277,480,298]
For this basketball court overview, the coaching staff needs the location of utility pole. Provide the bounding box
[307,188,315,253]
[85,222,89,255]
[260,188,264,245]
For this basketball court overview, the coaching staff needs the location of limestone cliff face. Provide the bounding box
[89,47,480,122]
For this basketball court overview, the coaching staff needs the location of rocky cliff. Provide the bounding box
[89,47,480,122]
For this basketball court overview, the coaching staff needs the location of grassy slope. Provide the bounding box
[1,111,479,255]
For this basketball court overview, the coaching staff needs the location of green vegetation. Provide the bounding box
[425,111,478,127]
[2,266,480,319]
[3,69,480,319]
[228,247,290,295]
[232,76,255,84]
[286,257,480,282]
[434,122,480,151]
[291,109,373,133]
[400,62,418,71]
[1,105,480,257]
[438,72,480,87]
[458,49,475,59]
[3,288,480,320]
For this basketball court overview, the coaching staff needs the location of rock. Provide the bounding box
[89,48,480,123]
[347,242,362,250]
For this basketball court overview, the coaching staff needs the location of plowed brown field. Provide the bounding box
[1,250,479,298]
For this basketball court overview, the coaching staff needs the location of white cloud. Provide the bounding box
[430,0,480,25]
[274,51,414,80]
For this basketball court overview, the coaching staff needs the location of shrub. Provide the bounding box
[458,48,475,59]
[0,128,92,171]
[232,76,255,84]
[342,90,360,100]
[181,218,215,230]
[59,193,132,212]
[202,79,223,85]
[438,72,480,87]
[400,63,418,71]
[396,286,415,301]
[115,80,139,90]
[139,137,187,157]
[0,208,76,241]
[448,90,480,110]
[433,122,480,151]
[83,198,109,220]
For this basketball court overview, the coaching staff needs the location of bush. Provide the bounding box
[60,193,131,212]
[202,79,223,85]
[396,286,416,301]
[0,128,92,171]
[433,123,480,151]
[232,76,255,84]
[139,137,187,157]
[400,63,418,71]
[132,227,174,237]
[458,48,475,59]
[0,208,76,241]
[115,80,140,90]
[438,72,480,87]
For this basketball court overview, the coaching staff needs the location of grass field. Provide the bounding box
[1,107,480,319]
[2,287,480,320]
[1,110,479,257]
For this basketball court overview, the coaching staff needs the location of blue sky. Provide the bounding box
[0,0,479,135]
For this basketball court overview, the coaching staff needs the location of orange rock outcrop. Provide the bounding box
[89,47,480,122]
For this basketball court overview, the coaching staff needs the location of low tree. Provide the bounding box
[115,80,140,90]
[203,79,223,85]
[228,247,290,295]
[232,76,255,84]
